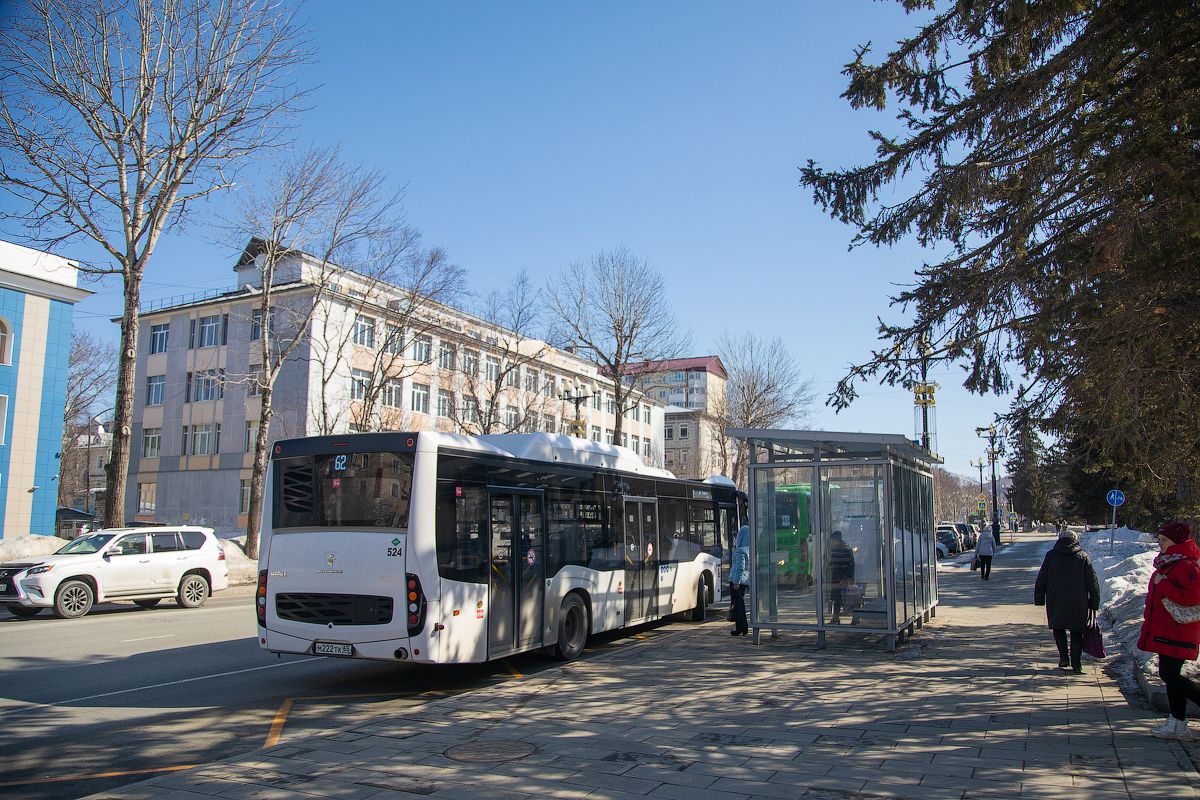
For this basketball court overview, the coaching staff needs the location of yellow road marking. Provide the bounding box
[502,659,524,679]
[0,763,197,788]
[263,697,294,748]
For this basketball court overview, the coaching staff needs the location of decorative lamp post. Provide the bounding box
[560,380,596,438]
[969,456,986,494]
[975,424,1005,545]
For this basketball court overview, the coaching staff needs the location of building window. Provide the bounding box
[383,324,404,355]
[462,349,479,376]
[542,374,556,397]
[149,323,169,354]
[439,345,456,371]
[462,397,479,424]
[680,450,689,465]
[642,404,651,424]
[240,479,252,514]
[485,355,501,382]
[542,415,556,433]
[350,368,371,400]
[504,363,518,389]
[411,334,432,362]
[590,425,601,442]
[352,314,376,348]
[382,378,403,408]
[525,368,539,392]
[658,390,668,399]
[621,433,628,447]
[631,436,641,456]
[0,318,10,365]
[591,391,602,411]
[605,394,616,414]
[437,389,454,418]
[679,425,689,439]
[503,404,519,428]
[142,427,161,458]
[665,426,674,440]
[190,369,224,402]
[193,314,224,348]
[137,482,156,513]
[0,395,7,444]
[248,367,265,397]
[604,429,615,444]
[244,421,257,453]
[145,375,165,406]
[411,383,430,413]
[189,423,219,456]
[250,308,274,341]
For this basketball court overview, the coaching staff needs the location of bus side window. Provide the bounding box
[435,483,487,584]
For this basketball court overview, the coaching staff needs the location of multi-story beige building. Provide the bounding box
[127,240,665,533]
[624,356,731,481]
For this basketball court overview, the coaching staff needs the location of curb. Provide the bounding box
[1134,659,1170,713]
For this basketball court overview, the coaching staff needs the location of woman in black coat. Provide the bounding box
[1034,530,1100,673]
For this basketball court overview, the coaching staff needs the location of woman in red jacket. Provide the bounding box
[1138,521,1200,738]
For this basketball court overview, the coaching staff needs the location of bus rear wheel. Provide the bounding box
[555,594,588,661]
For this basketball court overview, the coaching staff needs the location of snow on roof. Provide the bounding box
[702,475,737,488]
[475,433,676,478]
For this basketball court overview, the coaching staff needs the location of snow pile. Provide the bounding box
[0,535,71,563]
[0,533,256,586]
[1079,525,1199,681]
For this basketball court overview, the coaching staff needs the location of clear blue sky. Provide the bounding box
[4,0,1011,482]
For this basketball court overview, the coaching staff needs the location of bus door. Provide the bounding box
[622,498,659,624]
[719,504,738,573]
[487,489,545,658]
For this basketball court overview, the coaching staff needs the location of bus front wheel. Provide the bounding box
[555,594,589,661]
[690,580,709,622]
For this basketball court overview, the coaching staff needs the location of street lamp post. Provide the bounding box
[559,380,596,438]
[970,457,986,494]
[975,424,1003,546]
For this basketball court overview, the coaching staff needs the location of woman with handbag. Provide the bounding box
[1137,521,1200,738]
[1034,530,1100,673]
[975,529,996,580]
[729,525,751,636]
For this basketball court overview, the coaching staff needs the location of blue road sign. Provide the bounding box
[1107,489,1125,507]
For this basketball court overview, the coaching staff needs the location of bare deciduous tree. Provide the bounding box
[0,0,309,527]
[713,332,814,489]
[546,247,687,442]
[233,147,448,558]
[448,272,553,435]
[58,331,116,507]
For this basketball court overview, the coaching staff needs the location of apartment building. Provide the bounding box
[127,240,665,533]
[0,240,91,537]
[624,356,732,482]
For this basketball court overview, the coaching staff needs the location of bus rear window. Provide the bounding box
[274,453,413,529]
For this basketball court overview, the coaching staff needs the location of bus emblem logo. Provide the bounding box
[326,553,336,566]
[391,538,401,546]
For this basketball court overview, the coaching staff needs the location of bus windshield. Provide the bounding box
[274,452,413,530]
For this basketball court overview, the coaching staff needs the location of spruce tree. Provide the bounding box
[803,0,1200,522]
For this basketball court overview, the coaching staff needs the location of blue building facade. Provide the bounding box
[0,241,90,538]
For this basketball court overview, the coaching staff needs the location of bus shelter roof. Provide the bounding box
[725,428,942,469]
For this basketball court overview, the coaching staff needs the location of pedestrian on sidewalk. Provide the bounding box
[1137,521,1200,739]
[1034,530,1100,674]
[975,527,996,580]
[729,524,750,636]
[826,531,855,624]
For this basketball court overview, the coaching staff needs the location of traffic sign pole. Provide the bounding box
[1106,489,1125,555]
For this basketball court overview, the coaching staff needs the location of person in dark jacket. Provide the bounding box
[827,531,856,625]
[1034,530,1100,673]
[1137,522,1200,738]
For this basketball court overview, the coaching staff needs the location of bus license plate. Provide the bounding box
[313,641,353,657]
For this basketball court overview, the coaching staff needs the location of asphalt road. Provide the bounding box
[0,586,570,799]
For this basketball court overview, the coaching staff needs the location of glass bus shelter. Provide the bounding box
[727,429,940,651]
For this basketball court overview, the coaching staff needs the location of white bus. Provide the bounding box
[256,432,745,664]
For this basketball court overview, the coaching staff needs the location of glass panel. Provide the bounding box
[821,465,886,630]
[752,465,817,626]
[892,464,907,630]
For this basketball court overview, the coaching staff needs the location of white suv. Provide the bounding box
[0,526,230,619]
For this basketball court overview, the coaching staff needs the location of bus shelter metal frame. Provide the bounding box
[728,429,942,652]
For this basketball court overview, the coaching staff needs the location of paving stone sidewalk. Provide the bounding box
[90,533,1200,800]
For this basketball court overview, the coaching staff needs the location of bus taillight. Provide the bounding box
[405,573,427,636]
[256,570,268,626]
